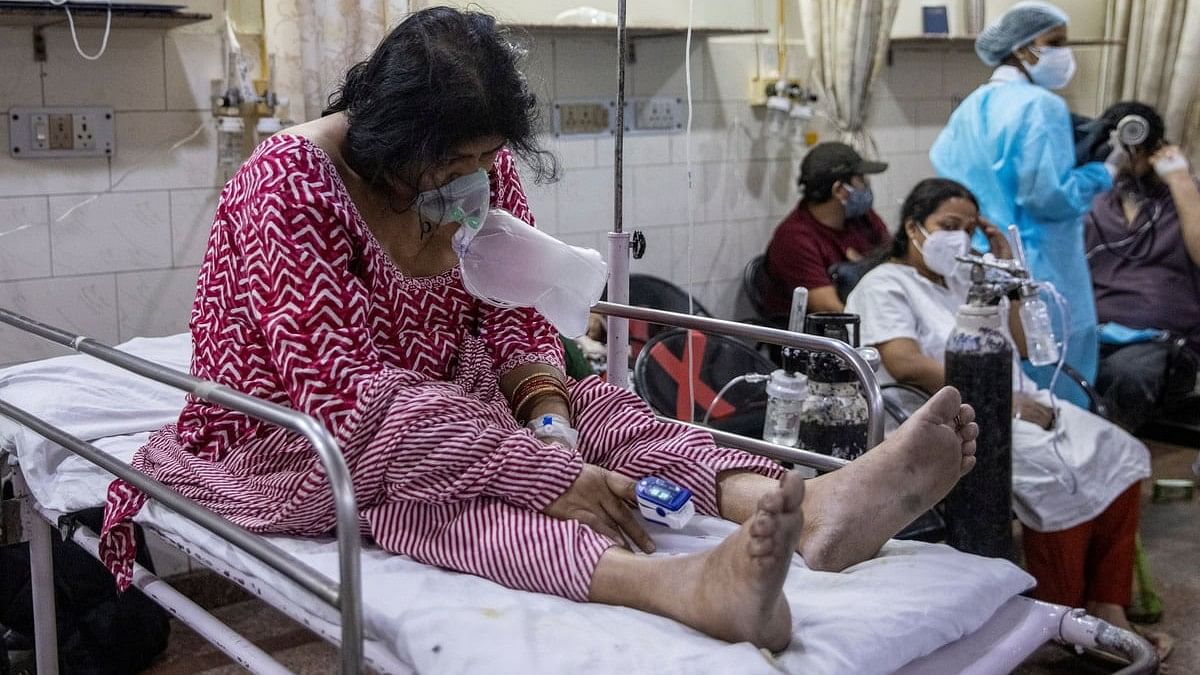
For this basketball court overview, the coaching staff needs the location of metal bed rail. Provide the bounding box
[592,300,885,449]
[0,307,363,675]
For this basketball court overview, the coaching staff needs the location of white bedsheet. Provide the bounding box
[1,336,1035,674]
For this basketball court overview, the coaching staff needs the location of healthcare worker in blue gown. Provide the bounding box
[930,1,1120,408]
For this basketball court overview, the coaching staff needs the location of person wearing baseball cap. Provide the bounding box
[761,142,891,319]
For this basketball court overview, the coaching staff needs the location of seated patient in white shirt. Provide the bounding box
[845,177,1155,641]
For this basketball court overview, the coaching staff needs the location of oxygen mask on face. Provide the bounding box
[413,170,491,243]
[456,209,608,337]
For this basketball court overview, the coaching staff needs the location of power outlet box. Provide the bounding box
[8,106,115,159]
[624,97,684,134]
[552,99,616,137]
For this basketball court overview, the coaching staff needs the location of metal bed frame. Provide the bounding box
[0,304,1159,674]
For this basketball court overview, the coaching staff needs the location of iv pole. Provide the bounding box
[605,0,632,389]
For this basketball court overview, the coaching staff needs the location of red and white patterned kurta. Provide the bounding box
[101,135,780,599]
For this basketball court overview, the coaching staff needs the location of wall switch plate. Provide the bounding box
[624,97,684,134]
[552,99,616,137]
[8,106,115,159]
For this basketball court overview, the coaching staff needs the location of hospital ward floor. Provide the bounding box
[144,441,1199,675]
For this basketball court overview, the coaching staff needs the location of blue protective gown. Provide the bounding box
[930,68,1112,407]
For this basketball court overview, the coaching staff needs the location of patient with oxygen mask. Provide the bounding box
[98,6,990,653]
[846,178,1168,655]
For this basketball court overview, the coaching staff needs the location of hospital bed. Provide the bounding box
[0,304,1158,674]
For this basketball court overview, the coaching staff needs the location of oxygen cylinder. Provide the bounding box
[944,303,1015,561]
[798,313,869,460]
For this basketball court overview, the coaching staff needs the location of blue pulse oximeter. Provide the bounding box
[635,476,695,529]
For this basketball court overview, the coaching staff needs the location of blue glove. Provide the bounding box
[1098,322,1167,346]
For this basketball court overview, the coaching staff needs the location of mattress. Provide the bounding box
[0,335,1035,675]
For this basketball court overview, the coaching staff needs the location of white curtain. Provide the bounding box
[798,0,899,155]
[1100,0,1200,164]
[265,0,411,123]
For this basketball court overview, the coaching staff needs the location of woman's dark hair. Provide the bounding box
[324,7,556,198]
[800,172,859,204]
[890,178,979,258]
[1100,100,1166,152]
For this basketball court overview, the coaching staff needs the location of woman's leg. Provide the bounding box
[718,387,979,572]
[1082,483,1141,622]
[1021,523,1090,608]
[365,472,809,650]
[568,376,784,517]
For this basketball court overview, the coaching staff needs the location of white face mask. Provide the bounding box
[915,227,972,294]
[1025,46,1076,90]
[456,209,608,337]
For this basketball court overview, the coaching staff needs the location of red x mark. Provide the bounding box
[648,331,736,421]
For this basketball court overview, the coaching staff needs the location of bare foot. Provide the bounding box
[798,386,978,572]
[675,471,806,650]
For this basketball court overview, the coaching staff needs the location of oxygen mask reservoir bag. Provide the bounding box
[455,208,608,337]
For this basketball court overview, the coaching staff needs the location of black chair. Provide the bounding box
[602,274,713,360]
[633,328,775,438]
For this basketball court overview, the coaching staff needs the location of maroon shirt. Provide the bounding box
[762,204,890,318]
[1085,178,1200,352]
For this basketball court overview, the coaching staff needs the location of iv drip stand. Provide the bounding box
[606,0,632,389]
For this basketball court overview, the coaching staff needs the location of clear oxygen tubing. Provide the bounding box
[702,373,771,426]
[682,0,697,421]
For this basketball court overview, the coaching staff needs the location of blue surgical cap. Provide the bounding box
[974,1,1069,66]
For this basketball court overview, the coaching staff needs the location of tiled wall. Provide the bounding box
[0,0,226,366]
[0,7,1114,368]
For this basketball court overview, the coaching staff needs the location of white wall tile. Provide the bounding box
[672,221,749,284]
[697,161,773,224]
[170,188,219,266]
[0,125,111,198]
[522,178,559,234]
[629,227,674,280]
[942,53,991,102]
[117,267,199,340]
[0,274,118,365]
[519,34,556,110]
[553,167,614,234]
[554,38,618,98]
[698,40,759,103]
[612,134,672,167]
[50,191,172,275]
[631,36,703,100]
[548,136,597,169]
[111,112,219,191]
[165,33,223,111]
[882,51,946,100]
[915,99,953,150]
[0,197,51,282]
[630,164,691,228]
[42,28,166,111]
[868,95,919,155]
[0,28,43,106]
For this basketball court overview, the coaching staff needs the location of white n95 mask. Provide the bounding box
[917,228,974,298]
[457,209,608,337]
[414,169,491,238]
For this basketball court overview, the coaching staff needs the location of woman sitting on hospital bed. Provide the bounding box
[845,177,1165,651]
[98,7,983,651]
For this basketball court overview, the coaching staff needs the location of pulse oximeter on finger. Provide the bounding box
[635,476,695,529]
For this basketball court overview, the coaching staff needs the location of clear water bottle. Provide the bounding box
[762,368,808,447]
[1019,288,1059,366]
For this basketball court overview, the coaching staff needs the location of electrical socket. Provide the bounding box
[73,113,97,150]
[48,113,73,150]
[8,106,115,158]
[553,100,615,136]
[627,98,683,133]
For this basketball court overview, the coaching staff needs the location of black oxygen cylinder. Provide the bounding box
[943,303,1015,561]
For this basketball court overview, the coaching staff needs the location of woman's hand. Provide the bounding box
[544,464,656,553]
[977,217,1014,260]
[1014,393,1055,430]
[1151,144,1190,180]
